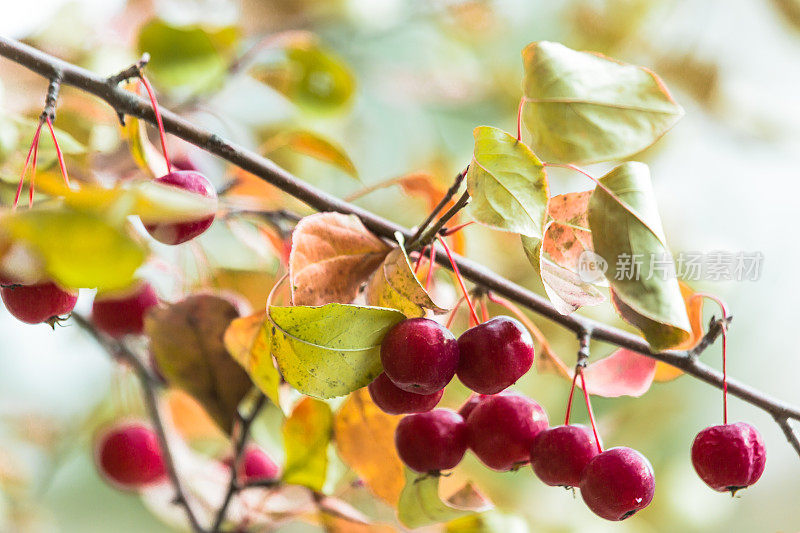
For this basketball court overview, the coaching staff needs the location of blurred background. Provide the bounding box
[0,0,799,531]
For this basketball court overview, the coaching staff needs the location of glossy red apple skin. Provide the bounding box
[92,282,159,338]
[145,171,217,245]
[466,393,548,471]
[580,447,655,521]
[530,424,599,487]
[691,422,766,493]
[395,409,468,473]
[368,373,443,415]
[380,318,459,395]
[1,281,78,324]
[456,316,534,394]
[457,393,489,420]
[95,422,167,490]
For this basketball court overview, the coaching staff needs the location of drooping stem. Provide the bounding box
[425,241,436,291]
[579,368,604,454]
[441,220,474,237]
[139,74,172,173]
[691,293,731,425]
[14,119,43,209]
[446,296,466,329]
[45,115,70,186]
[437,235,479,325]
[564,370,580,426]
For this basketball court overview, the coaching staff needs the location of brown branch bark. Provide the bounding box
[2,36,800,454]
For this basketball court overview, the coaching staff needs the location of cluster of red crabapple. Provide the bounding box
[371,311,767,521]
[0,71,766,520]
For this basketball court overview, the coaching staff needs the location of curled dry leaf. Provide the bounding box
[589,163,691,351]
[365,234,448,318]
[521,41,684,164]
[289,212,390,306]
[398,469,493,529]
[333,388,405,506]
[146,295,253,433]
[282,397,333,491]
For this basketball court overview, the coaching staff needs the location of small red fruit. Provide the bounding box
[145,171,217,245]
[368,373,443,415]
[380,318,459,395]
[92,282,159,338]
[236,446,281,482]
[467,393,549,471]
[95,422,167,490]
[580,447,655,521]
[456,316,534,394]
[691,422,766,493]
[530,424,599,487]
[395,409,468,473]
[457,393,488,420]
[1,281,77,324]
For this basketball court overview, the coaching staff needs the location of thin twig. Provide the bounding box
[3,37,800,457]
[775,417,800,457]
[211,394,267,532]
[407,168,467,247]
[412,190,470,251]
[71,314,205,532]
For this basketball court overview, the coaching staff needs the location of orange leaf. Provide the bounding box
[579,349,657,397]
[289,212,390,306]
[333,388,405,506]
[165,389,225,441]
[654,281,705,381]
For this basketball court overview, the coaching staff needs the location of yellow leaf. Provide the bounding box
[283,397,333,491]
[333,388,405,506]
[224,312,282,409]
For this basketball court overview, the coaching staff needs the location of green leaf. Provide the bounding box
[0,208,146,291]
[365,233,447,318]
[137,20,239,93]
[521,41,683,164]
[269,304,406,399]
[263,130,358,180]
[251,39,355,114]
[146,295,254,433]
[466,126,549,237]
[398,470,491,529]
[588,162,690,350]
[282,397,333,491]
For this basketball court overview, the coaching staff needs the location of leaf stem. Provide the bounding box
[516,97,524,141]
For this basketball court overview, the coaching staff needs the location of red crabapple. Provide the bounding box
[1,281,77,324]
[380,318,459,395]
[456,316,534,394]
[530,424,599,487]
[691,422,766,493]
[580,447,655,521]
[395,409,468,473]
[92,282,159,338]
[95,422,167,490]
[466,393,548,471]
[457,393,489,420]
[145,171,217,245]
[368,373,443,415]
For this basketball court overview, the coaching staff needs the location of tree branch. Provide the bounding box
[71,314,205,532]
[2,37,800,454]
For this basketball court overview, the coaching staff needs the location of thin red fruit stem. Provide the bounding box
[446,296,466,329]
[413,246,427,274]
[691,292,730,425]
[480,296,489,323]
[424,242,436,291]
[29,126,41,207]
[564,370,579,425]
[14,120,43,209]
[437,235,480,325]
[139,75,172,174]
[441,220,475,237]
[45,116,70,186]
[516,97,524,141]
[579,367,603,453]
